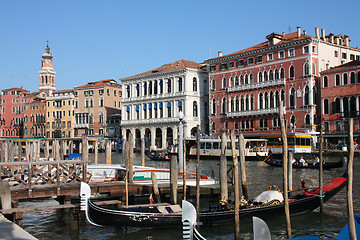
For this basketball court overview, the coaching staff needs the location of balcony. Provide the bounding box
[122,91,196,103]
[121,117,181,126]
[227,107,279,117]
[227,78,285,93]
[74,123,89,128]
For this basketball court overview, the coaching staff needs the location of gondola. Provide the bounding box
[264,158,343,169]
[147,153,170,161]
[80,171,347,228]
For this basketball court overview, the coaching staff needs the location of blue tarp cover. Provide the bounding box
[336,216,360,240]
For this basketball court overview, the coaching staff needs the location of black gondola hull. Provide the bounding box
[265,159,343,169]
[85,174,346,227]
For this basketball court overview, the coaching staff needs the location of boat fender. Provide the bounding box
[253,190,284,204]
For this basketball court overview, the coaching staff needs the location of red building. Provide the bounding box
[205,27,360,145]
[320,60,360,147]
[0,87,30,138]
[23,96,46,138]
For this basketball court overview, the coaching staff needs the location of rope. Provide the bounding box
[314,194,325,198]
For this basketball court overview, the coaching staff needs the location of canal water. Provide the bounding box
[21,152,359,239]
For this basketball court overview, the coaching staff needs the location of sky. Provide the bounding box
[1,0,360,93]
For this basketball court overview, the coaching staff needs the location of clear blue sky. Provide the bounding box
[1,0,359,92]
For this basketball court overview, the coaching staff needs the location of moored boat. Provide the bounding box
[80,171,347,227]
[264,158,344,169]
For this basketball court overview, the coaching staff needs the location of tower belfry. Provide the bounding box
[39,42,56,96]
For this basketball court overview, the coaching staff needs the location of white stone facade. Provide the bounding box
[120,60,209,151]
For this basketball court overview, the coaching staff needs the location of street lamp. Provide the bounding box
[178,111,184,170]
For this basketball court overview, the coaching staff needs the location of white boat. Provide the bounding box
[187,137,269,161]
[87,164,218,186]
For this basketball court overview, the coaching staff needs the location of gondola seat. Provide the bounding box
[304,177,346,197]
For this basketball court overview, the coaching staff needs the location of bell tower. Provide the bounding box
[38,41,56,97]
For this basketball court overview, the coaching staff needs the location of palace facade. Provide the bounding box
[205,27,360,142]
[120,60,209,151]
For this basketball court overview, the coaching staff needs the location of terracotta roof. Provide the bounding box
[2,87,30,93]
[75,79,121,89]
[53,89,73,94]
[127,60,205,78]
[321,60,360,73]
[208,32,312,61]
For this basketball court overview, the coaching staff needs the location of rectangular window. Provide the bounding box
[210,65,216,72]
[236,59,244,67]
[312,46,317,53]
[267,53,273,61]
[303,46,309,54]
[278,50,285,59]
[256,56,262,63]
[220,63,227,70]
[342,52,347,59]
[228,61,234,68]
[247,57,254,65]
[334,51,338,57]
[288,48,295,57]
[350,54,355,60]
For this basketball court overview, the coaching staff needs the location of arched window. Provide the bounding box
[230,77,234,87]
[305,114,311,126]
[245,95,249,110]
[281,89,285,106]
[304,62,310,76]
[225,121,228,130]
[235,121,239,130]
[211,79,216,90]
[143,82,147,95]
[126,85,131,98]
[312,62,316,75]
[236,97,239,111]
[304,85,310,106]
[335,74,341,86]
[350,72,356,84]
[167,102,172,117]
[264,71,268,81]
[313,86,317,105]
[324,99,329,114]
[167,79,172,93]
[136,84,140,97]
[222,98,226,114]
[290,88,296,107]
[250,95,254,110]
[258,72,263,82]
[264,92,269,108]
[280,68,285,79]
[241,96,244,111]
[343,97,349,117]
[154,80,158,94]
[290,115,296,128]
[259,118,264,128]
[222,78,227,88]
[275,91,280,107]
[192,77,197,91]
[323,76,328,88]
[259,93,263,109]
[270,91,274,108]
[178,78,183,92]
[149,81,153,95]
[240,75,244,85]
[350,96,357,117]
[212,122,216,132]
[275,69,279,80]
[250,74,253,83]
[159,80,163,94]
[245,74,249,84]
[193,101,198,117]
[230,98,234,112]
[212,99,216,114]
[343,73,348,85]
[269,70,274,80]
[334,98,341,113]
[235,76,239,86]
[264,118,268,128]
[289,66,295,78]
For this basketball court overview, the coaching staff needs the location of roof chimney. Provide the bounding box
[315,27,319,39]
[303,30,307,35]
[297,27,301,38]
[344,35,350,47]
[218,51,223,57]
[321,28,325,39]
[329,33,334,43]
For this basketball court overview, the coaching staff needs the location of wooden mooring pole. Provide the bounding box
[94,139,98,164]
[347,118,357,240]
[220,132,228,201]
[319,123,324,214]
[170,154,178,205]
[231,130,240,240]
[141,137,145,167]
[238,134,248,200]
[151,172,161,203]
[196,125,200,222]
[128,133,134,183]
[106,140,111,164]
[280,101,291,238]
[288,150,293,192]
[183,139,187,200]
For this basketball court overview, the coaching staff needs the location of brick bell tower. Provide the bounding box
[38,41,56,97]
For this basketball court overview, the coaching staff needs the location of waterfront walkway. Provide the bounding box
[0,214,37,240]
